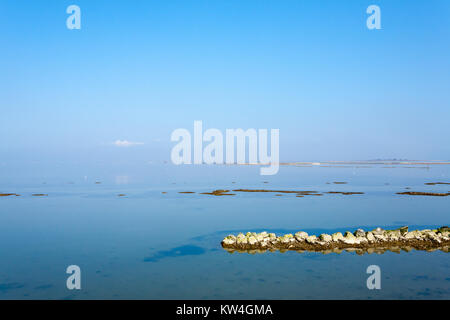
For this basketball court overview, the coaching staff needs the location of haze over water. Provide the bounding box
[0,163,448,299]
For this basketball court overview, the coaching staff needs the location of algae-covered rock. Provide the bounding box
[331,232,344,242]
[424,232,441,243]
[319,234,332,242]
[386,230,401,241]
[356,237,368,244]
[237,237,248,245]
[295,231,308,241]
[409,230,423,239]
[280,234,294,244]
[223,235,236,245]
[438,226,449,233]
[354,229,366,237]
[366,232,375,242]
[260,241,268,248]
[372,227,384,235]
[248,236,258,245]
[374,234,387,241]
[268,233,276,240]
[404,232,415,239]
[271,237,280,244]
[343,232,358,244]
[344,231,356,239]
[236,233,247,245]
[398,226,408,235]
[306,235,317,244]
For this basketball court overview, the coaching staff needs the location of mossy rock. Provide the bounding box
[438,226,449,233]
[396,226,408,235]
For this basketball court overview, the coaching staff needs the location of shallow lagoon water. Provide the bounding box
[0,164,449,299]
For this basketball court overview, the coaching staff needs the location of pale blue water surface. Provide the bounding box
[0,164,449,299]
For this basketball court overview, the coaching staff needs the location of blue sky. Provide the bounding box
[1,0,449,164]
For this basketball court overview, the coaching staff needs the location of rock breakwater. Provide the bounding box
[221,226,450,253]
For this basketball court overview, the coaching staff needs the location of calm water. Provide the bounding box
[0,164,449,299]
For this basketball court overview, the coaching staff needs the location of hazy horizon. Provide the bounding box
[1,0,450,167]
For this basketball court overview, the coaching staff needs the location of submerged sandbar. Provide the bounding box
[397,192,449,197]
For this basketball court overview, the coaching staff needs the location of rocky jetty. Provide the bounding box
[221,226,450,254]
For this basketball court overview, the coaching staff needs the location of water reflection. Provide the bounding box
[223,246,449,255]
[143,245,207,262]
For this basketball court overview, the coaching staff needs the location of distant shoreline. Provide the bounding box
[237,160,450,166]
